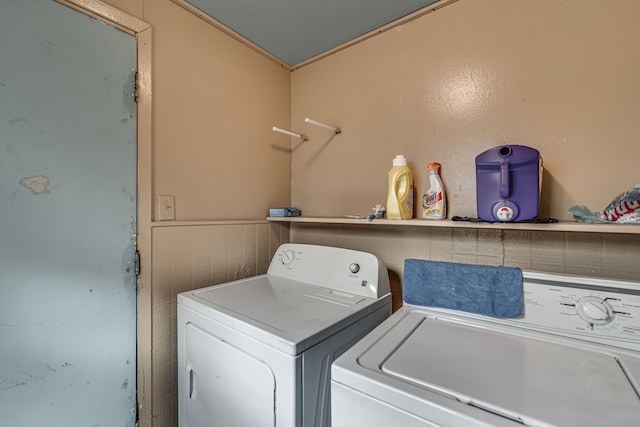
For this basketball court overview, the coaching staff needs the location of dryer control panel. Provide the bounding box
[268,244,391,299]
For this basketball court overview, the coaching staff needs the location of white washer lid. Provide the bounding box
[381,314,640,426]
[178,274,388,355]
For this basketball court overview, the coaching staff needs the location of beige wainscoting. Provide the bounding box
[147,220,638,426]
[149,221,289,426]
[291,224,640,284]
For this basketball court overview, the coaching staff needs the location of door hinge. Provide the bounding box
[135,249,141,277]
[134,71,139,103]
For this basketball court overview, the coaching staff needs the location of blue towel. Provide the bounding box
[403,259,523,318]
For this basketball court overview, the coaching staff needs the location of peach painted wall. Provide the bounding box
[291,0,640,221]
[103,0,292,221]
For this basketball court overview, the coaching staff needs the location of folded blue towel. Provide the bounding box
[403,259,523,318]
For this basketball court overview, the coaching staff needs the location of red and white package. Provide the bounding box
[600,185,640,223]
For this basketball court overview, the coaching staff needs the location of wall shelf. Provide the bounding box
[266,216,640,234]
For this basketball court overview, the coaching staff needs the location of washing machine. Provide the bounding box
[331,271,640,427]
[177,243,391,427]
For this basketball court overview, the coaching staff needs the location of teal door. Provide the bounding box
[0,0,138,425]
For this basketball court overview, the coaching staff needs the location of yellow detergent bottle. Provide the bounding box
[386,155,414,219]
[421,162,446,219]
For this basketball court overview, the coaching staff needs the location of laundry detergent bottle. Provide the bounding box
[386,155,414,219]
[421,162,446,219]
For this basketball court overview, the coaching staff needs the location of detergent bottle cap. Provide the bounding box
[393,155,408,167]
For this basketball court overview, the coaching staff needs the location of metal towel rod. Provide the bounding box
[272,126,308,141]
[305,117,341,134]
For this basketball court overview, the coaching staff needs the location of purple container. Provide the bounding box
[475,145,542,222]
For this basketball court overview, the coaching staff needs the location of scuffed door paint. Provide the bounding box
[0,0,137,426]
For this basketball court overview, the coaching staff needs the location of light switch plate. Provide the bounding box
[158,195,175,221]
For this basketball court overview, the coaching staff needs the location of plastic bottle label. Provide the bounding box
[422,190,444,218]
[422,191,442,207]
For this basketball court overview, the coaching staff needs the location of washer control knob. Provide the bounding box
[349,263,360,274]
[576,296,614,325]
[280,249,295,266]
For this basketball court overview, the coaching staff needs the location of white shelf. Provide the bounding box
[266,216,640,234]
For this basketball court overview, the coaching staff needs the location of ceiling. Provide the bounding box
[173,0,443,68]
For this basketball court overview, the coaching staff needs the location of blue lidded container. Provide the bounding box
[475,145,542,222]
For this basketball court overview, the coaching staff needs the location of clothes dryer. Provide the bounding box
[178,243,391,427]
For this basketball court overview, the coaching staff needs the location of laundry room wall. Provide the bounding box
[104,0,292,222]
[288,0,640,303]
[290,0,640,221]
[290,224,640,294]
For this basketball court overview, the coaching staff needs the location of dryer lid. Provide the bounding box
[179,275,387,355]
[381,314,640,427]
